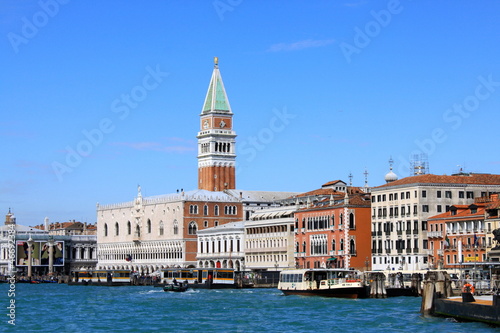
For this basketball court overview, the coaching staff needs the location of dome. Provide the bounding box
[385,169,398,183]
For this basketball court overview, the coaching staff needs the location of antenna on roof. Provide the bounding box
[348,172,353,187]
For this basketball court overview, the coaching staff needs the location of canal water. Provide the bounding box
[1,284,497,332]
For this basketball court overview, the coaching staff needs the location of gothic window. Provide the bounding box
[302,241,306,253]
[147,219,152,233]
[135,225,140,238]
[159,221,164,236]
[331,240,336,251]
[115,222,119,236]
[204,220,208,228]
[204,205,209,216]
[173,220,178,235]
[349,213,355,229]
[127,221,131,235]
[350,239,356,254]
[104,223,108,237]
[214,205,219,216]
[340,239,344,251]
[188,221,197,235]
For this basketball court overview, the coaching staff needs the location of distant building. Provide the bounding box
[196,221,245,270]
[294,185,372,271]
[371,171,500,271]
[0,209,98,275]
[33,218,96,236]
[428,202,487,269]
[245,206,296,271]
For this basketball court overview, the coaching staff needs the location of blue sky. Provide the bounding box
[1,0,500,226]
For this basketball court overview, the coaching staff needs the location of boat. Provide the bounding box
[68,269,132,286]
[160,268,248,289]
[278,268,368,298]
[163,283,188,292]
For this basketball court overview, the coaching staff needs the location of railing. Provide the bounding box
[428,231,443,238]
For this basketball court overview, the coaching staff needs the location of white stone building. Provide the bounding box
[196,221,245,270]
[371,171,500,271]
[96,188,242,274]
[245,206,296,271]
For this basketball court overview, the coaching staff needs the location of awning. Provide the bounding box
[327,257,337,261]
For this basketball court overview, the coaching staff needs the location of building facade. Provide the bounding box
[245,206,296,271]
[428,203,487,269]
[294,188,372,271]
[371,172,500,271]
[97,188,242,273]
[196,221,245,270]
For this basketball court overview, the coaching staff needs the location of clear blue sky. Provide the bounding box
[1,0,500,226]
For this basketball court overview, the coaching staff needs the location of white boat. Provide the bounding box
[278,268,368,298]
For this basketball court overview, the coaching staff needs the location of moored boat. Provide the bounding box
[278,268,368,298]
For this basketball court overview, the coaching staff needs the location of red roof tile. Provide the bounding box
[375,173,500,188]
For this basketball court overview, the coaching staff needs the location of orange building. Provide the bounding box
[428,202,488,269]
[294,187,372,271]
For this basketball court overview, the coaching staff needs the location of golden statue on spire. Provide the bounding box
[214,56,219,66]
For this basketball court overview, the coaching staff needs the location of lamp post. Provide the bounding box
[27,236,34,279]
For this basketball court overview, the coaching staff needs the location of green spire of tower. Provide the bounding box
[202,57,232,114]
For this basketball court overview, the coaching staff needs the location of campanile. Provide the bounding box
[197,58,236,191]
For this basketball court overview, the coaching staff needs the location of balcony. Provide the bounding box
[397,230,402,236]
[377,249,382,254]
[428,231,443,238]
[294,252,306,258]
[437,249,444,256]
[413,229,419,235]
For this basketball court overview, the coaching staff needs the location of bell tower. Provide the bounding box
[197,57,236,191]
